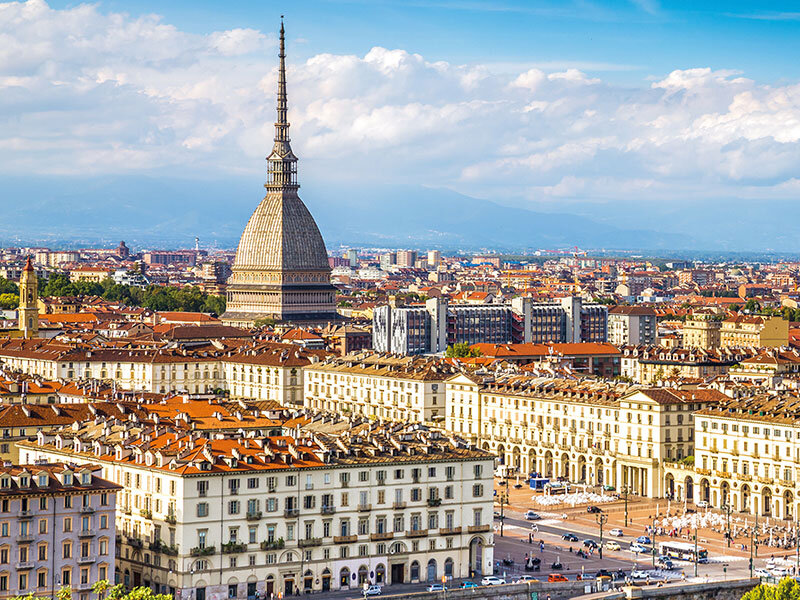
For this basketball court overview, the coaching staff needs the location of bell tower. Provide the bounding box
[18,257,38,339]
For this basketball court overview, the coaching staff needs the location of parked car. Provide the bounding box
[460,581,479,589]
[364,585,382,596]
[587,505,602,514]
[562,533,579,542]
[548,574,568,583]
[609,528,624,537]
[583,539,599,549]
[481,576,506,586]
[696,500,710,509]
[636,536,652,545]
[525,510,541,520]
[427,584,446,592]
[629,543,648,553]
[605,541,621,551]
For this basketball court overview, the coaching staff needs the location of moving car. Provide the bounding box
[754,568,771,578]
[364,585,382,596]
[605,541,621,551]
[656,557,675,570]
[587,505,602,514]
[525,510,541,520]
[583,539,599,549]
[513,576,538,583]
[630,569,649,580]
[427,584,446,592]
[548,574,568,583]
[636,536,652,545]
[595,569,612,579]
[609,528,624,537]
[562,533,579,542]
[696,500,710,509]
[629,543,648,553]
[481,576,506,586]
[771,567,790,578]
[460,582,479,589]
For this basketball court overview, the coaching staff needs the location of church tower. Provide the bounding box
[18,257,38,338]
[222,20,337,327]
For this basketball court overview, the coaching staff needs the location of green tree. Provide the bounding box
[445,343,482,358]
[742,577,800,600]
[0,277,17,295]
[0,293,18,309]
[254,317,276,328]
[744,298,762,313]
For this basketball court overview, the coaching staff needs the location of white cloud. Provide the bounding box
[1,0,800,208]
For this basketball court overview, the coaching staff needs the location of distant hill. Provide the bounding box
[1,175,695,251]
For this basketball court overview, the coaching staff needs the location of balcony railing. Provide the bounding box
[78,556,96,564]
[406,529,428,538]
[392,501,407,509]
[333,535,357,544]
[284,508,300,518]
[221,542,247,554]
[260,539,285,551]
[190,546,215,557]
[18,510,33,520]
[246,511,262,521]
[427,498,442,507]
[298,537,322,548]
[439,527,462,535]
[320,505,336,515]
[165,514,177,525]
[140,509,153,520]
[370,532,394,541]
[81,506,95,515]
[468,524,491,533]
[357,504,372,512]
[78,529,96,538]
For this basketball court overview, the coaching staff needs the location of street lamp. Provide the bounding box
[596,512,608,560]
[652,515,658,569]
[499,477,510,537]
[622,485,630,528]
[722,503,732,548]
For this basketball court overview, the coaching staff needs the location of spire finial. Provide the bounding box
[266,17,299,190]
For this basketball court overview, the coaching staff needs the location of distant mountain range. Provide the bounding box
[1,175,703,252]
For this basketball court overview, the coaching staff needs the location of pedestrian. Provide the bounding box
[529,533,533,544]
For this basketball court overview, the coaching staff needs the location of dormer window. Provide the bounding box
[81,472,91,485]
[38,475,48,487]
[0,477,9,489]
[19,476,29,488]
[63,472,73,486]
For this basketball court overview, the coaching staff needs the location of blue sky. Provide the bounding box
[47,0,800,84]
[3,0,800,249]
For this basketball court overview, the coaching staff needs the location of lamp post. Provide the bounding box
[722,502,732,548]
[693,523,698,578]
[652,516,658,569]
[499,485,509,538]
[596,513,608,560]
[622,485,630,528]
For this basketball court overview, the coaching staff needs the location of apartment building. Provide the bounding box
[19,417,494,598]
[720,315,789,349]
[373,296,607,355]
[619,345,753,384]
[0,340,316,402]
[682,311,722,350]
[608,306,657,346]
[0,462,120,600]
[663,392,800,521]
[303,353,456,424]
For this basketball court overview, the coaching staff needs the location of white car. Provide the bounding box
[512,575,538,583]
[630,569,649,580]
[754,568,771,578]
[364,585,382,596]
[525,510,541,520]
[629,543,647,553]
[481,576,506,586]
[771,567,790,578]
[609,528,624,537]
[696,500,710,509]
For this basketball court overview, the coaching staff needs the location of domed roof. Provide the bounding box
[233,189,330,272]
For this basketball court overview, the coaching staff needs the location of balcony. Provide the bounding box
[80,506,95,515]
[140,509,153,520]
[737,473,753,482]
[357,504,372,512]
[439,527,462,535]
[340,480,350,488]
[78,555,95,564]
[165,513,177,525]
[221,542,247,554]
[190,546,216,557]
[370,532,394,541]
[758,476,775,485]
[16,561,34,570]
[16,534,34,543]
[333,535,357,544]
[406,529,428,538]
[149,540,179,556]
[246,511,262,521]
[298,537,322,548]
[284,508,300,518]
[468,524,491,533]
[78,529,96,538]
[320,505,336,515]
[127,537,143,549]
[18,510,33,520]
[696,468,711,476]
[260,539,285,551]
[780,479,795,488]
[427,498,442,507]
[392,501,407,509]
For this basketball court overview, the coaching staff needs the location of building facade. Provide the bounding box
[608,305,657,346]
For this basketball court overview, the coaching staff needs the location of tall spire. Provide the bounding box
[266,16,298,190]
